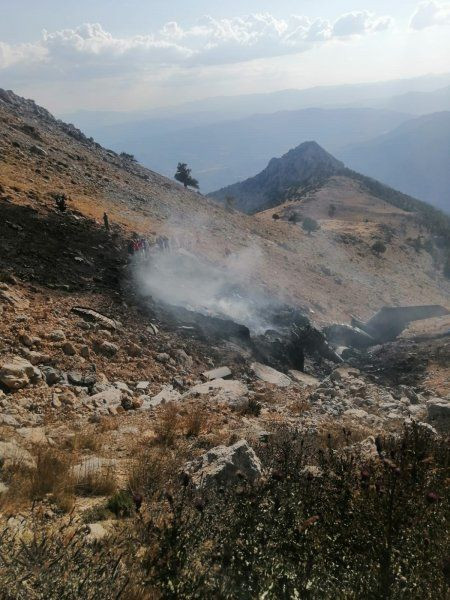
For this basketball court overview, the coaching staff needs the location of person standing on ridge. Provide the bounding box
[103,212,110,231]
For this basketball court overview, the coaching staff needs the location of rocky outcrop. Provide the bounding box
[185,440,262,488]
[0,356,41,390]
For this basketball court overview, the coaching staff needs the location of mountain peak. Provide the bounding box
[211,141,344,213]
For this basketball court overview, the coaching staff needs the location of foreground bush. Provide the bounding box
[0,423,447,599]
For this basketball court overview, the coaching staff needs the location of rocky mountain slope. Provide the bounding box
[339,111,450,213]
[0,89,448,595]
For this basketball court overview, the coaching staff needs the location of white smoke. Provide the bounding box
[133,239,276,332]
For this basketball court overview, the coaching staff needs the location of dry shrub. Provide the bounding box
[238,397,262,417]
[98,416,120,433]
[154,402,181,446]
[65,429,102,452]
[317,419,373,449]
[75,465,117,497]
[183,407,207,438]
[288,398,310,415]
[129,445,187,500]
[0,448,75,512]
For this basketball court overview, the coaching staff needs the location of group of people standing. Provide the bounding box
[127,234,171,259]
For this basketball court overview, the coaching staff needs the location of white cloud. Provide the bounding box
[0,11,393,79]
[332,11,392,37]
[410,1,450,30]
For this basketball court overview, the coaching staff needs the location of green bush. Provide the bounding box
[106,490,134,518]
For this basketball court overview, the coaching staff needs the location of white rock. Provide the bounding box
[288,370,319,387]
[73,456,117,479]
[251,362,291,387]
[17,427,48,444]
[202,366,232,381]
[185,379,248,403]
[0,356,41,390]
[0,441,35,469]
[185,439,262,488]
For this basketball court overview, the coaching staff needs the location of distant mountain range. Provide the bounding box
[60,72,450,211]
[75,108,409,193]
[339,112,450,213]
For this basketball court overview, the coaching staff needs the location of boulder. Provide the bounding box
[0,440,35,469]
[17,427,48,445]
[202,366,232,381]
[251,362,291,387]
[73,456,117,479]
[62,342,77,356]
[185,440,262,488]
[94,340,118,357]
[22,350,51,366]
[173,349,193,367]
[68,371,96,387]
[85,522,108,543]
[0,356,41,390]
[185,379,248,403]
[140,385,181,409]
[287,370,319,387]
[136,381,150,392]
[89,387,122,407]
[48,329,66,342]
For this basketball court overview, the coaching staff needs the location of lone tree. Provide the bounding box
[302,217,320,235]
[174,163,199,189]
[372,240,387,257]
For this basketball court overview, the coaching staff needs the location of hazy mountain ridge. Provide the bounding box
[82,107,410,193]
[339,111,450,213]
[210,140,450,240]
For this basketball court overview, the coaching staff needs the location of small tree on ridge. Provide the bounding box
[174,163,199,189]
[302,217,320,235]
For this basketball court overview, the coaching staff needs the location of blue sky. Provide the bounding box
[1,1,449,111]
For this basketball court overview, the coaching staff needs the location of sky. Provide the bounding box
[0,0,449,113]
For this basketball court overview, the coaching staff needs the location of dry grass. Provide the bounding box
[65,429,103,452]
[154,403,181,446]
[288,398,310,415]
[0,448,75,513]
[183,407,207,438]
[74,466,117,497]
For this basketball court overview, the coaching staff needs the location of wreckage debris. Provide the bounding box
[351,305,449,344]
[71,306,119,330]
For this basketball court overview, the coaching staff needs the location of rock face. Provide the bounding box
[185,440,262,488]
[0,356,41,390]
[251,362,291,387]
